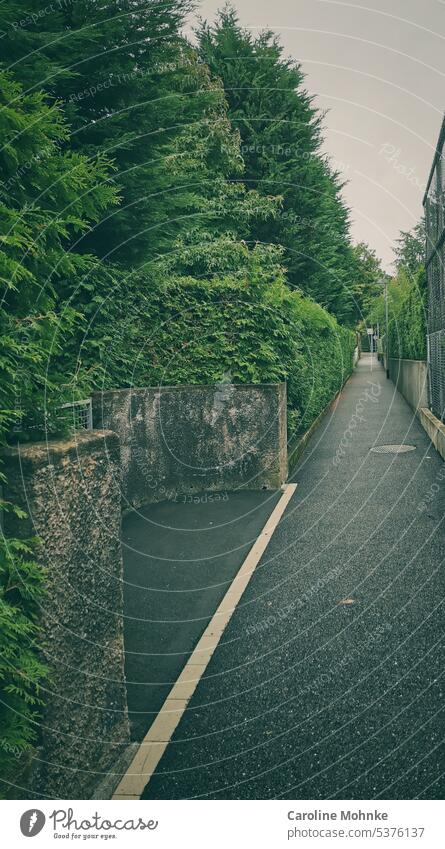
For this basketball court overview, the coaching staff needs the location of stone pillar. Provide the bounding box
[3,430,130,799]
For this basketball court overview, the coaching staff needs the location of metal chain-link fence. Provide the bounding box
[424,117,445,422]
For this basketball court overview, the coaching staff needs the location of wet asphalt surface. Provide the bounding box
[137,356,445,799]
[123,489,281,740]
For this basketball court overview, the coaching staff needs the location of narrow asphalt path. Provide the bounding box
[141,355,445,799]
[123,490,281,740]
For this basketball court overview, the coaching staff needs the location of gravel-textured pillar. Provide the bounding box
[3,430,130,799]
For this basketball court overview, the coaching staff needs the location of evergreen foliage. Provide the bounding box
[0,69,118,434]
[367,223,427,361]
[0,526,48,792]
[350,242,389,319]
[0,0,243,265]
[196,7,360,322]
[0,68,118,795]
[387,266,427,361]
[73,236,355,436]
[394,219,426,278]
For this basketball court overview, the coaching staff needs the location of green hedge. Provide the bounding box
[80,270,356,437]
[388,268,427,361]
[286,293,356,432]
[0,523,47,795]
[367,267,427,362]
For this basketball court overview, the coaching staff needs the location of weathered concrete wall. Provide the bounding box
[419,407,445,462]
[92,383,287,507]
[3,430,130,799]
[389,358,428,417]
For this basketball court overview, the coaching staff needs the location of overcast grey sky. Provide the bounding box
[186,0,445,270]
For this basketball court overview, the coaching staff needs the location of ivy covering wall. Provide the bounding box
[387,268,427,361]
[367,266,427,362]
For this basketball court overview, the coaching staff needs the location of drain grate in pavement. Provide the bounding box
[370,444,416,454]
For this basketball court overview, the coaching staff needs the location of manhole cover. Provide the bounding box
[370,444,416,454]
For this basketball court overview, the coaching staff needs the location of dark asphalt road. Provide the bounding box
[123,489,281,739]
[140,355,445,799]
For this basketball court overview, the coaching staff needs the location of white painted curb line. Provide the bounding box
[113,483,297,799]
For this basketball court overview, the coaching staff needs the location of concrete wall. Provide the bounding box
[420,407,445,462]
[389,358,428,417]
[3,430,130,799]
[92,383,288,507]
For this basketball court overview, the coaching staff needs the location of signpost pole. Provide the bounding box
[385,279,389,378]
